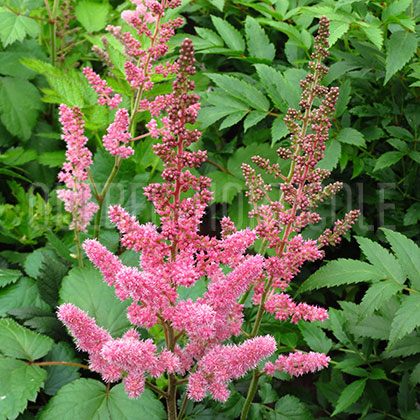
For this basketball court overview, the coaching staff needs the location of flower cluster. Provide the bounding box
[57,105,98,231]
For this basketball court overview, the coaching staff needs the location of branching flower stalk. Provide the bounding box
[56,11,359,420]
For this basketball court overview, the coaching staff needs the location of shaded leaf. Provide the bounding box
[389,294,420,346]
[332,379,367,416]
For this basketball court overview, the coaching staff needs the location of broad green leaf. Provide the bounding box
[271,117,289,144]
[0,318,53,361]
[356,236,406,285]
[43,342,81,396]
[299,259,384,294]
[0,357,46,420]
[197,106,237,129]
[361,22,383,50]
[335,79,351,118]
[329,308,351,344]
[243,110,266,131]
[245,16,275,61]
[384,336,420,358]
[0,11,40,46]
[38,379,166,420]
[360,281,404,317]
[258,383,278,404]
[207,171,244,204]
[254,64,286,109]
[354,314,391,340]
[0,269,21,287]
[209,0,224,11]
[206,73,270,111]
[210,16,244,51]
[385,31,417,84]
[410,363,420,385]
[205,91,249,110]
[389,294,420,346]
[0,77,42,141]
[382,228,420,290]
[195,27,224,48]
[317,139,341,171]
[219,111,247,129]
[382,0,412,21]
[298,322,333,354]
[332,379,367,416]
[328,21,350,46]
[272,395,313,420]
[0,277,51,317]
[59,267,131,337]
[75,1,110,33]
[374,151,405,171]
[37,151,66,168]
[336,128,366,147]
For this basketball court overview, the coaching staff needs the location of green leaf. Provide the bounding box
[381,228,420,290]
[360,281,404,317]
[209,0,224,11]
[75,1,110,33]
[38,379,167,420]
[43,342,81,396]
[354,314,391,340]
[0,317,53,361]
[272,395,313,420]
[336,127,366,147]
[254,64,286,109]
[245,16,275,61]
[361,22,383,50]
[385,31,417,84]
[59,267,131,337]
[299,259,384,294]
[243,111,266,131]
[374,151,405,171]
[37,151,66,168]
[332,378,367,416]
[0,356,47,420]
[219,111,247,129]
[410,363,420,385]
[271,117,288,144]
[317,139,341,171]
[0,269,21,287]
[298,322,333,354]
[0,11,40,46]
[206,73,270,111]
[258,383,278,404]
[384,336,420,358]
[356,236,406,285]
[389,294,420,346]
[195,27,224,48]
[0,277,51,317]
[0,77,42,141]
[210,16,244,51]
[207,171,244,204]
[328,21,350,46]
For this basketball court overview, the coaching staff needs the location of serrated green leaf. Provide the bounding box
[0,269,21,287]
[332,378,367,416]
[356,236,406,285]
[243,110,266,131]
[317,139,341,171]
[0,277,51,317]
[354,314,391,340]
[195,27,223,47]
[197,106,238,129]
[329,308,351,344]
[219,111,247,130]
[273,395,313,420]
[0,77,42,141]
[0,357,46,420]
[209,0,224,11]
[385,31,417,84]
[271,117,289,145]
[328,21,350,46]
[254,64,286,110]
[75,1,109,33]
[37,151,66,168]
[381,228,420,290]
[245,16,275,61]
[360,281,404,317]
[299,259,384,294]
[410,363,420,385]
[38,379,166,420]
[389,294,420,346]
[59,267,130,337]
[258,383,278,404]
[206,73,270,111]
[207,171,244,204]
[0,11,40,47]
[298,322,333,354]
[43,342,81,396]
[211,16,244,52]
[0,317,53,360]
[361,22,383,50]
[335,79,351,118]
[374,151,405,171]
[336,127,366,147]
[384,336,420,358]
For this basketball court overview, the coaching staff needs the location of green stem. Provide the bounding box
[93,156,122,238]
[177,392,188,420]
[49,0,59,67]
[240,370,260,420]
[29,361,90,369]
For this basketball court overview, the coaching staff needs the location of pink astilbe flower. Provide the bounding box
[57,104,98,232]
[263,351,330,377]
[188,335,276,402]
[83,67,121,109]
[103,108,133,159]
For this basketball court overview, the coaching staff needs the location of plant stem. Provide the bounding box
[29,361,90,369]
[240,369,260,420]
[177,392,188,420]
[50,0,59,67]
[146,380,168,398]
